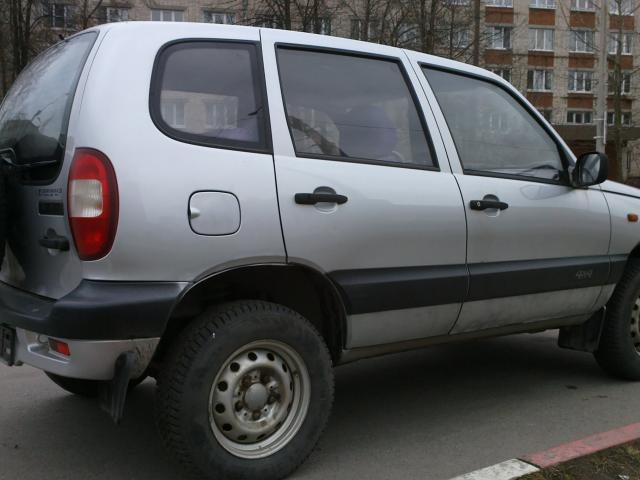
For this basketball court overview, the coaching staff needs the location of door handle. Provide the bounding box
[295,192,348,205]
[469,199,509,211]
[39,228,70,251]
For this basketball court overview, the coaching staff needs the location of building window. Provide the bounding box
[609,0,634,15]
[569,30,595,53]
[537,109,553,121]
[317,17,331,35]
[50,4,75,29]
[571,0,595,11]
[527,69,553,91]
[487,26,511,49]
[452,29,470,48]
[151,9,184,22]
[97,7,129,23]
[447,0,471,4]
[608,32,633,54]
[256,15,281,28]
[161,99,186,129]
[568,70,593,92]
[487,0,513,6]
[567,111,593,124]
[490,67,511,82]
[350,19,362,39]
[607,111,632,125]
[529,28,554,51]
[205,102,236,129]
[609,72,632,94]
[203,11,235,24]
[530,0,555,8]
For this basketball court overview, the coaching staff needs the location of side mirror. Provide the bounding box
[571,152,608,187]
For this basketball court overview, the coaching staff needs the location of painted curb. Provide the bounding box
[448,459,539,480]
[521,422,640,468]
[449,422,640,480]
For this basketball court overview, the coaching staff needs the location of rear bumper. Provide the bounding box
[0,279,188,379]
[14,329,159,380]
[0,279,188,339]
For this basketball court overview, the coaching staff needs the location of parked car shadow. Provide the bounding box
[1,331,631,480]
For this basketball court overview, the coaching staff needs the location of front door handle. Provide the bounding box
[295,191,348,205]
[469,199,509,211]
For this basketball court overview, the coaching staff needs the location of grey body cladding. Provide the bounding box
[331,255,626,315]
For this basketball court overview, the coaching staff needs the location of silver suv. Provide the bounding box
[1,22,640,480]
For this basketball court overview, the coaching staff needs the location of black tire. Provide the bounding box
[595,258,640,380]
[45,372,101,397]
[45,372,147,398]
[155,300,334,480]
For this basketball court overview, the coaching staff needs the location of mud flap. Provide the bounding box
[100,351,135,424]
[558,308,606,353]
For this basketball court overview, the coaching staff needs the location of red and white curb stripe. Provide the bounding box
[449,422,640,480]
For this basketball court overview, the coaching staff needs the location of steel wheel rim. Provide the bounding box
[631,297,640,354]
[208,340,311,459]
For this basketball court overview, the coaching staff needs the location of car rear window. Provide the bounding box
[150,41,270,153]
[0,32,97,182]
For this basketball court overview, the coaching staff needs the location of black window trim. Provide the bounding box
[420,63,574,186]
[274,42,440,172]
[149,38,273,154]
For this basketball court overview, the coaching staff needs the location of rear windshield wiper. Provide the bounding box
[0,146,57,169]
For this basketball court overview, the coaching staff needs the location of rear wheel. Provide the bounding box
[595,258,640,380]
[155,300,334,480]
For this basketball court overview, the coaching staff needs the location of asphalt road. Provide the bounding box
[2,330,640,480]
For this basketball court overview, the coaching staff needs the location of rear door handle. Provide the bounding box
[295,192,348,205]
[39,228,70,251]
[469,199,509,211]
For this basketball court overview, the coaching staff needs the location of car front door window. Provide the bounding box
[422,68,565,182]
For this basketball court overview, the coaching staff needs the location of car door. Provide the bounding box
[410,58,612,334]
[260,30,467,349]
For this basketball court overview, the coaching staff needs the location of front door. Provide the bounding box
[260,32,467,348]
[418,64,611,334]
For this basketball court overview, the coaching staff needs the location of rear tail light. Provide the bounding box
[68,148,119,261]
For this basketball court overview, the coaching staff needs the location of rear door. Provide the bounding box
[261,31,467,349]
[0,31,100,298]
[413,61,611,334]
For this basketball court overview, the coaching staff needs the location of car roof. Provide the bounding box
[88,21,507,86]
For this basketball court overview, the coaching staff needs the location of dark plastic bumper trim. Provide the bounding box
[0,280,188,340]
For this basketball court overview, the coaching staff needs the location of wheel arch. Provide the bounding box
[629,243,640,260]
[153,263,348,368]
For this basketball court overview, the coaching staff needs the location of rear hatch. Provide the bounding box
[0,31,99,299]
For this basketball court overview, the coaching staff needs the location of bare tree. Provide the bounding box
[77,0,105,30]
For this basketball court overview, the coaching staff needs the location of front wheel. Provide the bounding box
[155,300,334,480]
[595,258,640,380]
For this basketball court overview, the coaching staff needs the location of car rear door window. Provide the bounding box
[151,41,269,152]
[422,67,565,182]
[277,48,435,168]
